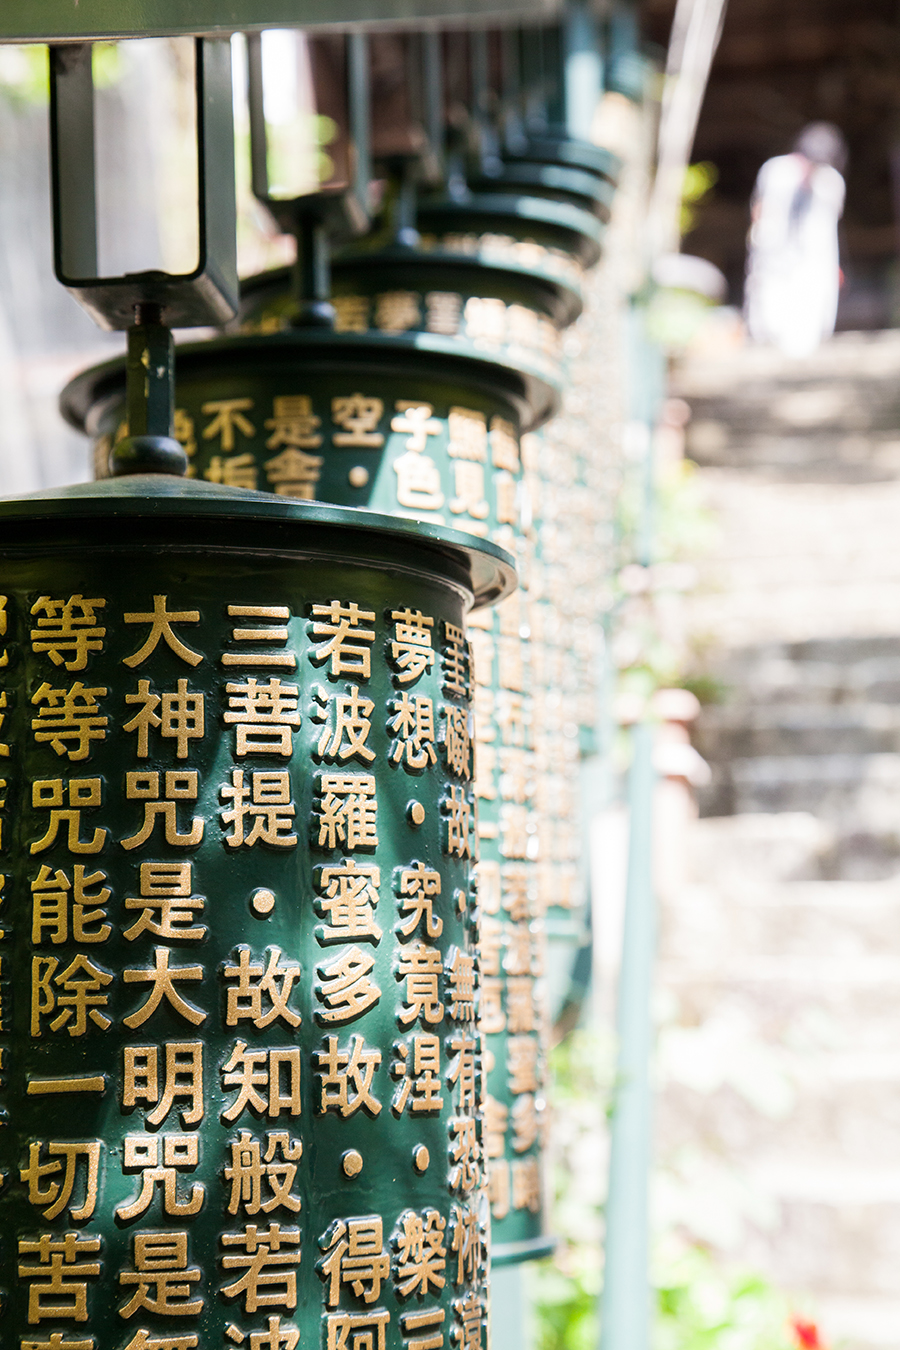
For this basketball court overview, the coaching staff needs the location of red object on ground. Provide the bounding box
[791,1317,824,1349]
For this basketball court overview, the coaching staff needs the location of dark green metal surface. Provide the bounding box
[504,137,622,187]
[417,194,605,272]
[239,250,583,389]
[466,162,614,223]
[0,477,514,1349]
[62,331,558,543]
[0,0,560,41]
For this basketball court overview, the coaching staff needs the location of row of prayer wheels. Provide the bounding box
[0,6,645,1347]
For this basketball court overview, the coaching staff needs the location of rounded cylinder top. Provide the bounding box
[0,474,517,613]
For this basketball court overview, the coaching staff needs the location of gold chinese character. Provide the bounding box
[118,1230,203,1318]
[325,1312,390,1350]
[265,448,324,499]
[318,1217,390,1307]
[315,945,381,1024]
[202,397,255,452]
[122,948,205,1029]
[375,291,420,333]
[225,1131,303,1216]
[447,408,487,462]
[331,394,384,447]
[441,705,472,780]
[265,394,322,449]
[449,1204,482,1287]
[391,403,442,451]
[447,459,488,521]
[441,623,470,700]
[315,773,378,851]
[389,608,435,684]
[448,1117,480,1194]
[121,771,203,850]
[441,786,471,859]
[391,1034,443,1115]
[123,862,205,942]
[315,860,382,944]
[463,296,506,346]
[224,678,301,757]
[511,1093,540,1153]
[31,682,108,761]
[394,1209,446,1298]
[452,1289,485,1350]
[123,1041,204,1127]
[446,1032,477,1115]
[511,1156,541,1213]
[31,865,111,944]
[489,416,520,471]
[222,1042,303,1121]
[333,297,371,334]
[30,595,106,671]
[494,470,518,525]
[123,678,204,759]
[315,685,376,763]
[116,1134,204,1222]
[397,942,444,1027]
[18,1232,101,1323]
[396,862,442,940]
[506,976,536,1033]
[21,1141,101,1221]
[222,604,295,669]
[444,949,476,1022]
[392,432,444,511]
[221,770,297,848]
[31,954,113,1036]
[400,1308,445,1350]
[123,596,202,669]
[309,601,376,678]
[388,693,437,771]
[224,947,302,1030]
[507,1035,539,1094]
[221,1223,301,1312]
[315,1034,382,1117]
[425,290,462,335]
[506,304,539,351]
[205,453,258,490]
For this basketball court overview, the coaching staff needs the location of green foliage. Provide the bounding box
[681,161,719,236]
[655,1243,796,1350]
[0,44,48,106]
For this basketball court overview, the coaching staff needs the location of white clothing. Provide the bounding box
[745,153,845,358]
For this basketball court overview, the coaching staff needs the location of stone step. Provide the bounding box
[695,704,900,760]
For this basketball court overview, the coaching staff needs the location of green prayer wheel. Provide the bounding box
[503,137,621,185]
[240,248,583,392]
[63,332,556,548]
[0,472,514,1350]
[416,192,605,275]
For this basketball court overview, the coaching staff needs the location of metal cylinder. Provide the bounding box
[63,333,556,545]
[0,476,514,1349]
[240,251,582,392]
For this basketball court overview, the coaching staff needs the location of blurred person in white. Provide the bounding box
[745,122,847,358]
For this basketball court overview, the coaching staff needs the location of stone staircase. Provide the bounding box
[657,333,900,1349]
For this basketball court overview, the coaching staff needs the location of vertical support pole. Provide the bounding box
[598,308,665,1350]
[348,31,372,208]
[598,720,655,1350]
[564,0,603,142]
[48,44,97,279]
